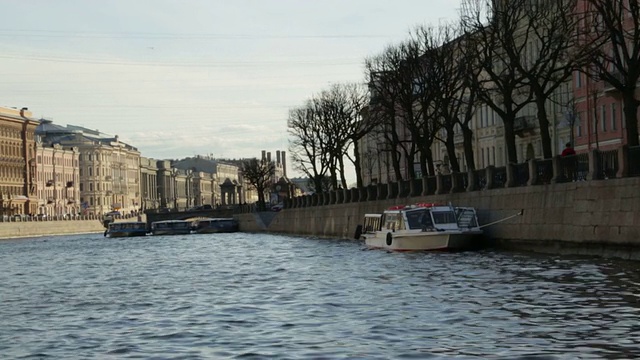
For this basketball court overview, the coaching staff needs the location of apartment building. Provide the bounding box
[140,157,159,211]
[37,122,141,216]
[35,142,80,217]
[0,107,39,216]
[573,0,640,152]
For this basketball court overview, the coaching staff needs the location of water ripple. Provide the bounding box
[1,233,640,358]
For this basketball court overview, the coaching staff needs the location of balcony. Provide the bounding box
[47,197,54,204]
[66,181,74,188]
[105,175,112,181]
[46,180,53,187]
[106,190,113,196]
[513,116,537,138]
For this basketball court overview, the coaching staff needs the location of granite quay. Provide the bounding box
[0,213,143,239]
[237,144,640,260]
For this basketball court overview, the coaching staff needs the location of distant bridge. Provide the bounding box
[145,208,236,228]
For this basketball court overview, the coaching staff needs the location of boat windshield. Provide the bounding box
[432,211,457,224]
[405,209,431,230]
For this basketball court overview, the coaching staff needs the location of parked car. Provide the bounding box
[105,211,121,217]
[271,203,284,212]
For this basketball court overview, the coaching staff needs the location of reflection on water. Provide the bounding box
[0,233,639,358]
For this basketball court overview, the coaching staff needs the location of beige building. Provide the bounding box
[37,122,141,216]
[0,107,39,217]
[172,156,246,206]
[35,142,80,217]
[140,157,159,211]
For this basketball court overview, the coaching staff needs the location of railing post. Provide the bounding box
[435,174,445,194]
[587,149,601,181]
[617,145,629,178]
[376,183,387,200]
[343,188,351,203]
[485,166,495,190]
[527,159,538,186]
[506,163,516,187]
[351,188,360,203]
[358,186,367,201]
[466,170,476,192]
[450,173,461,193]
[551,155,562,183]
[421,177,430,196]
[387,182,396,200]
[367,185,376,201]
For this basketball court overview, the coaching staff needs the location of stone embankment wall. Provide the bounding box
[0,215,145,240]
[237,177,640,259]
[0,219,105,239]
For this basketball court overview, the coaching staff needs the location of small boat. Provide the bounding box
[192,217,239,234]
[359,203,483,251]
[105,221,148,238]
[150,220,193,236]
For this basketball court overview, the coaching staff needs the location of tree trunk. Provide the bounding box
[504,119,518,164]
[338,156,348,189]
[623,92,640,147]
[536,95,553,159]
[462,126,476,171]
[419,150,429,179]
[426,150,435,176]
[445,130,460,172]
[391,149,403,182]
[352,139,364,188]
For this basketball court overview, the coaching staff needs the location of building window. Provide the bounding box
[611,103,617,130]
[601,105,607,132]
[577,113,583,137]
[575,71,582,88]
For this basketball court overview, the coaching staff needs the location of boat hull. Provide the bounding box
[106,231,147,238]
[193,228,237,234]
[364,230,482,251]
[151,229,192,236]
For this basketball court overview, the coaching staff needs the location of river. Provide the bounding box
[1,232,639,359]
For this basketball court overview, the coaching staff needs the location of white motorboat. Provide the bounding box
[359,203,483,251]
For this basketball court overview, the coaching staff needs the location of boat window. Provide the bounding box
[456,208,478,228]
[363,215,382,232]
[406,210,431,230]
[432,211,457,224]
[384,213,400,231]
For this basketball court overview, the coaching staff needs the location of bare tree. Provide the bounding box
[240,158,275,211]
[502,0,582,159]
[365,43,421,181]
[314,83,374,188]
[288,104,331,193]
[582,0,640,147]
[411,22,482,173]
[461,0,533,164]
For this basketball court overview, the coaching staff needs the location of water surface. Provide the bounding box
[1,233,639,359]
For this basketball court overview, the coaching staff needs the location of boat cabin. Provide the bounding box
[365,204,479,233]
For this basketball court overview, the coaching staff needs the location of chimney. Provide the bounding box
[276,150,281,165]
[20,107,28,117]
[261,150,266,161]
[281,151,287,178]
[267,152,271,163]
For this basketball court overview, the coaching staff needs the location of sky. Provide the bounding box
[1,0,462,177]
